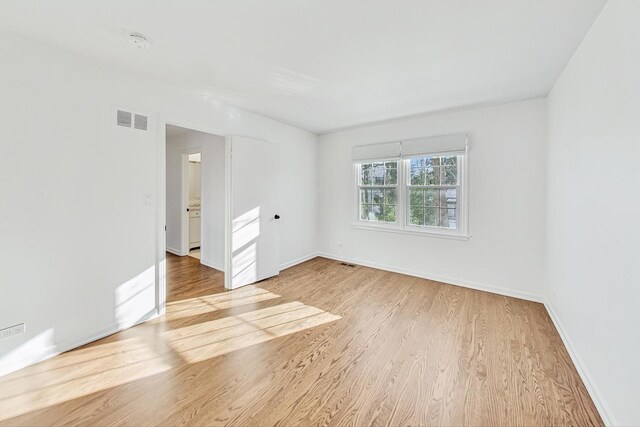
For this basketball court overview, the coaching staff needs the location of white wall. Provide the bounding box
[166,129,225,269]
[546,1,640,425]
[318,99,547,301]
[0,30,318,376]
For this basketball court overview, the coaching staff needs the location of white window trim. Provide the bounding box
[352,151,469,240]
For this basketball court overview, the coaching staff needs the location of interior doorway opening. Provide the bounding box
[186,152,202,260]
[165,124,226,301]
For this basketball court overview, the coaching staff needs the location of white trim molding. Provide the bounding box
[544,302,615,426]
[166,246,185,256]
[280,252,320,271]
[0,310,158,378]
[352,223,471,240]
[317,252,543,303]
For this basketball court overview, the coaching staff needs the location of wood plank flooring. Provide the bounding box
[0,254,602,426]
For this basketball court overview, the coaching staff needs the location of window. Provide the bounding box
[357,161,398,223]
[407,155,459,229]
[352,135,468,238]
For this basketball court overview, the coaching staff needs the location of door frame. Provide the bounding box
[180,147,203,256]
[156,118,231,315]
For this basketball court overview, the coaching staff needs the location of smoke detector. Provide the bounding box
[129,32,151,49]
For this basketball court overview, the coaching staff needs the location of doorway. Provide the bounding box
[165,124,226,300]
[186,152,202,260]
[158,124,282,315]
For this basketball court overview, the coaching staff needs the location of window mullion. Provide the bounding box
[400,159,406,229]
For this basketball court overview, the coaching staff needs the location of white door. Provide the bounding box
[227,136,280,289]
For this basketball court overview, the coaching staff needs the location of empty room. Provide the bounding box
[0,1,637,426]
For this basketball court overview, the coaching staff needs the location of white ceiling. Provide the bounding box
[0,0,606,134]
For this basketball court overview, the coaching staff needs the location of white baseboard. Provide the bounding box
[166,246,184,256]
[0,309,158,378]
[280,252,320,271]
[201,257,224,272]
[316,252,543,303]
[544,302,614,426]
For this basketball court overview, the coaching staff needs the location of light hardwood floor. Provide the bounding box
[0,254,602,426]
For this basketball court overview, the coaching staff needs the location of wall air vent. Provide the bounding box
[134,114,148,131]
[117,110,132,127]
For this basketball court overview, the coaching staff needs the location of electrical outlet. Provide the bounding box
[0,323,25,340]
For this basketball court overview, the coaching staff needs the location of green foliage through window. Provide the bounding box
[358,161,398,223]
[408,155,458,229]
[357,155,461,230]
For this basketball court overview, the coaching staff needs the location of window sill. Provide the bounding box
[351,222,470,240]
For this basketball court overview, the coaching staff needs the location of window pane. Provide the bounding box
[440,208,457,229]
[424,207,438,226]
[360,163,371,185]
[410,168,423,185]
[443,165,457,185]
[424,188,438,207]
[442,156,457,166]
[407,188,458,229]
[371,204,384,221]
[385,166,397,185]
[372,163,385,185]
[383,205,396,222]
[384,188,396,205]
[403,155,463,231]
[358,161,397,224]
[425,166,439,185]
[443,188,457,209]
[360,161,398,186]
[409,188,424,206]
[412,157,434,168]
[409,206,424,225]
[371,188,384,204]
[385,160,397,170]
[408,156,459,187]
[444,189,457,229]
[438,208,450,228]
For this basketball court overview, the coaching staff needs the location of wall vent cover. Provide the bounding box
[117,110,132,127]
[134,114,148,131]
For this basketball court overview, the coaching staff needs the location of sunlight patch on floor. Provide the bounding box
[165,286,281,320]
[0,289,339,422]
[165,301,341,363]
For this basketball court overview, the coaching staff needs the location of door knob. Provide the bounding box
[274,214,281,220]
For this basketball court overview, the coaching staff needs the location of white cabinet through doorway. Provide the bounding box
[189,206,201,249]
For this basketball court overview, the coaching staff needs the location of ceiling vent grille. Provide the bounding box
[134,114,148,131]
[117,110,132,127]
